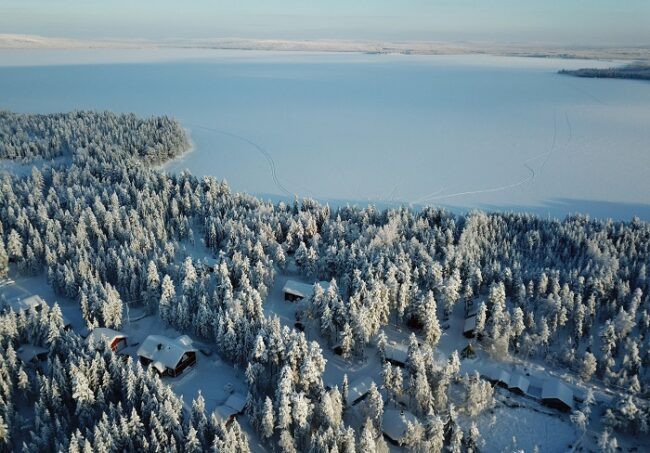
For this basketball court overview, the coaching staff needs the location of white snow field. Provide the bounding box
[0,49,649,220]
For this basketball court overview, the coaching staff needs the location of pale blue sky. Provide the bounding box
[2,0,649,45]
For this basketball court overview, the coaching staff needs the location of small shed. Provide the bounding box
[382,408,419,444]
[463,316,477,338]
[541,379,574,412]
[346,376,374,406]
[136,334,197,377]
[384,343,408,367]
[214,393,247,425]
[17,345,49,363]
[87,328,129,353]
[508,373,530,395]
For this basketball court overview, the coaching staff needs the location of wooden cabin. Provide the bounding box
[87,328,129,353]
[541,379,574,412]
[382,408,419,445]
[384,342,408,367]
[137,335,198,377]
[346,376,374,407]
[282,279,329,302]
[17,344,49,364]
[213,393,247,426]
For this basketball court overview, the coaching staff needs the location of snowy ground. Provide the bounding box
[0,155,71,177]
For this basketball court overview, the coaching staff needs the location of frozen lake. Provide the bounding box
[1,49,649,220]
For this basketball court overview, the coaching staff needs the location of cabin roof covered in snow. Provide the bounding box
[17,344,48,362]
[224,393,247,413]
[346,376,374,405]
[508,373,530,393]
[482,365,511,385]
[541,379,573,409]
[3,295,45,312]
[282,280,329,298]
[464,315,477,332]
[382,408,418,442]
[213,393,247,422]
[213,405,238,422]
[385,342,408,364]
[136,334,197,369]
[87,328,127,345]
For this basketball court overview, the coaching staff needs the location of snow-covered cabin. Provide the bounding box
[482,365,511,388]
[541,379,574,412]
[136,335,197,377]
[17,344,48,363]
[282,279,329,302]
[384,342,408,367]
[213,393,247,426]
[200,257,219,273]
[382,408,419,444]
[3,295,46,313]
[346,376,374,406]
[463,315,477,338]
[508,373,530,395]
[2,295,72,330]
[87,328,128,353]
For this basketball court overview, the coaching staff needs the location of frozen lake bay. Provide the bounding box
[1,49,649,220]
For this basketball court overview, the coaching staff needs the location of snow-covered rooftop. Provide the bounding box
[3,295,45,313]
[508,373,530,393]
[346,376,374,406]
[464,315,477,333]
[213,392,247,422]
[482,365,511,385]
[382,408,418,442]
[282,280,329,299]
[16,344,48,363]
[136,334,197,370]
[87,327,127,346]
[541,379,573,409]
[224,393,247,413]
[385,342,408,364]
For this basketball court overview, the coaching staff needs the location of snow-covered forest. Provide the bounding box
[0,110,648,452]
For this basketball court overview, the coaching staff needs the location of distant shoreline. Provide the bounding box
[1,33,649,63]
[559,64,650,81]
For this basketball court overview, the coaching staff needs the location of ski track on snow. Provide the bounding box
[412,110,566,205]
[190,124,295,198]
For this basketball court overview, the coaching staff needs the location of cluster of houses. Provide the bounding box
[334,374,427,445]
[459,299,576,412]
[481,364,575,412]
[86,328,201,378]
[2,293,201,379]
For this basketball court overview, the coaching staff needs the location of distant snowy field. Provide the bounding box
[1,49,649,220]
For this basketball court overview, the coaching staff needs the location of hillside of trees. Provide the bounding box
[0,110,648,452]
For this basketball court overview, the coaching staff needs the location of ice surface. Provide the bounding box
[0,50,648,220]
